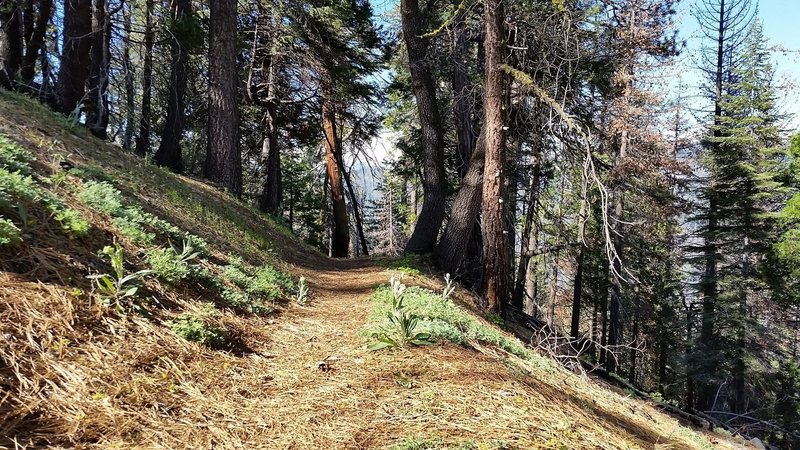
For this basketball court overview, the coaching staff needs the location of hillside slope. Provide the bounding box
[0,91,749,449]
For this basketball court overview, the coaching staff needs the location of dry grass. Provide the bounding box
[0,90,751,449]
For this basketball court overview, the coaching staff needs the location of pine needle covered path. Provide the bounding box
[0,91,750,449]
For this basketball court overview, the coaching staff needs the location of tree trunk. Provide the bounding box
[512,146,541,310]
[322,96,349,258]
[0,0,22,88]
[337,149,369,255]
[55,0,92,114]
[154,0,191,171]
[480,0,509,314]
[87,0,109,138]
[434,128,486,275]
[121,1,135,150]
[204,0,242,196]
[451,0,473,178]
[19,0,52,84]
[258,33,282,215]
[570,178,589,340]
[400,0,447,253]
[698,0,728,411]
[606,129,628,373]
[134,0,153,156]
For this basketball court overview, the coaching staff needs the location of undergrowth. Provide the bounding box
[169,303,228,347]
[0,135,90,242]
[367,276,553,370]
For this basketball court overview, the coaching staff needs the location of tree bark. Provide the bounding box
[258,26,281,215]
[606,128,628,373]
[55,0,92,114]
[0,0,22,88]
[204,0,242,196]
[451,0,473,178]
[322,95,350,258]
[400,0,447,253]
[134,0,154,156]
[434,128,486,275]
[19,0,52,84]
[87,0,110,138]
[570,178,589,340]
[480,0,509,314]
[154,0,191,171]
[121,1,135,150]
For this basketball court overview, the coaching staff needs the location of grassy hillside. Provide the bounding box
[0,90,750,449]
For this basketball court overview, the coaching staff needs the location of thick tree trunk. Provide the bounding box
[154,0,191,171]
[19,0,52,84]
[322,96,349,258]
[55,0,92,114]
[204,0,242,196]
[434,128,486,275]
[480,0,509,314]
[451,0,473,178]
[0,0,22,88]
[134,0,153,156]
[400,0,446,253]
[87,0,110,138]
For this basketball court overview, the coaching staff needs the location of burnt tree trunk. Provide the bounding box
[480,0,509,314]
[204,0,242,196]
[400,0,446,253]
[154,0,191,171]
[55,0,92,114]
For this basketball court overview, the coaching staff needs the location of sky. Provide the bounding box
[675,0,800,129]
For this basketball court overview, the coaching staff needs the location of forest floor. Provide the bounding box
[0,89,755,449]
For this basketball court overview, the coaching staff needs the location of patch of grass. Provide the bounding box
[368,280,551,367]
[377,254,426,276]
[388,436,508,450]
[369,275,434,351]
[68,165,113,182]
[169,303,227,347]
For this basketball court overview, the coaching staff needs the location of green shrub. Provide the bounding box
[77,181,124,215]
[369,275,434,351]
[54,208,91,236]
[0,135,34,174]
[146,247,190,285]
[112,216,155,245]
[0,217,22,246]
[88,243,151,311]
[68,165,113,182]
[169,304,227,346]
[0,168,40,204]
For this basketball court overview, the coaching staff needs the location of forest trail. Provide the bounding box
[0,92,754,449]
